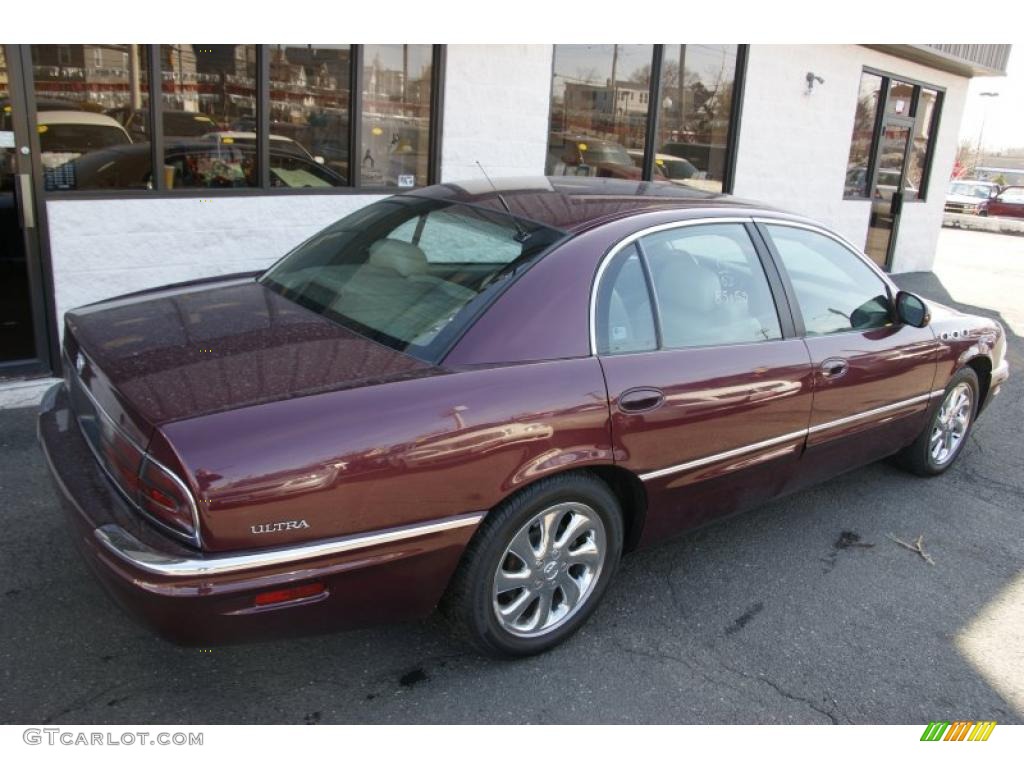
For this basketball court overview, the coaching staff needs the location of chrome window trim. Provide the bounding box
[94,511,486,578]
[589,216,756,356]
[638,389,944,483]
[65,350,204,549]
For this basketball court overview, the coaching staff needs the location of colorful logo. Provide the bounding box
[920,721,997,741]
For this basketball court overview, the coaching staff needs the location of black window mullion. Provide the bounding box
[257,45,270,189]
[722,44,748,194]
[918,89,943,201]
[641,45,663,182]
[349,45,363,188]
[864,74,889,202]
[148,45,164,191]
[428,45,446,186]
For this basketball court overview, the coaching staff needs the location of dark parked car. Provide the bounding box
[983,186,1024,218]
[39,178,1009,657]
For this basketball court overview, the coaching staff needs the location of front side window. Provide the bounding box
[642,224,782,349]
[766,225,892,336]
[260,197,564,361]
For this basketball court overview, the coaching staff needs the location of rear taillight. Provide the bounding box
[136,457,196,536]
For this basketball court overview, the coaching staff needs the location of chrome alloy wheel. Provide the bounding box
[930,383,973,467]
[492,502,607,638]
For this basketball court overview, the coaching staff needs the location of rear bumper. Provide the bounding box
[38,383,481,644]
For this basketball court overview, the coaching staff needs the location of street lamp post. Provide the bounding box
[974,91,999,177]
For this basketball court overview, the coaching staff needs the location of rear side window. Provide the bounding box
[595,244,657,355]
[641,224,783,349]
[765,225,892,336]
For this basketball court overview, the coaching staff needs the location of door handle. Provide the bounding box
[618,387,665,413]
[890,190,904,217]
[16,173,35,229]
[820,358,849,379]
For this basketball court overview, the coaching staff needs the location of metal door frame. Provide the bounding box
[1,44,58,378]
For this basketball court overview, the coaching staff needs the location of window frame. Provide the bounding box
[753,218,899,339]
[35,44,446,200]
[590,217,795,357]
[843,67,945,203]
[547,44,748,194]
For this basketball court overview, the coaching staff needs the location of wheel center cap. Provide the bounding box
[542,561,559,580]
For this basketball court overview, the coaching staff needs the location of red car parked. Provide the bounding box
[983,186,1024,218]
[39,178,1009,657]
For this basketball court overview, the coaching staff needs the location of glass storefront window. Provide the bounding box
[160,44,258,189]
[269,44,350,186]
[360,45,433,189]
[906,88,938,200]
[30,44,149,191]
[844,72,882,199]
[655,45,739,193]
[546,45,653,180]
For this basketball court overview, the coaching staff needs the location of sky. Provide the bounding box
[959,43,1024,153]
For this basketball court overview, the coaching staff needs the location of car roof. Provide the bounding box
[37,110,128,128]
[409,176,789,233]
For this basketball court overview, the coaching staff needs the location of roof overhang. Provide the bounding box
[865,44,1010,77]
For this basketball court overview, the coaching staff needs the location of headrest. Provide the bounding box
[656,255,720,315]
[368,238,429,276]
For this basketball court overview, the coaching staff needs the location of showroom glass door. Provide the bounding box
[0,45,49,376]
[863,118,913,269]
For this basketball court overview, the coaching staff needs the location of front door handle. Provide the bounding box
[820,358,849,379]
[618,387,665,413]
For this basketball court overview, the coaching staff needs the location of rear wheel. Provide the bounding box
[898,368,978,476]
[441,472,623,658]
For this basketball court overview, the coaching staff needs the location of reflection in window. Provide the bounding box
[766,225,891,337]
[596,245,657,355]
[160,44,258,189]
[885,80,914,117]
[844,72,882,198]
[655,45,739,193]
[269,45,350,186]
[643,224,781,348]
[30,44,149,190]
[360,45,433,188]
[906,88,938,200]
[546,45,653,180]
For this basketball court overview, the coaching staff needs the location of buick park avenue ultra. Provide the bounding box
[39,178,1009,658]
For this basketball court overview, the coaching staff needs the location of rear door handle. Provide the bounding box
[820,358,849,379]
[17,174,35,229]
[618,387,665,413]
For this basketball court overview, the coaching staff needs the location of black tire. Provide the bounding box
[440,471,624,658]
[897,367,979,476]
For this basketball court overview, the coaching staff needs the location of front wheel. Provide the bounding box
[898,368,979,476]
[441,472,623,658]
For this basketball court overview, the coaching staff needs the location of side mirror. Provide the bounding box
[895,291,930,328]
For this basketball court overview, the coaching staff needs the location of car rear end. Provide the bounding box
[38,327,478,644]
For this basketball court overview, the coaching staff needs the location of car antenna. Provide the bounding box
[475,161,529,242]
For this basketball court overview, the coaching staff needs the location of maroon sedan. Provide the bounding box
[39,178,1009,657]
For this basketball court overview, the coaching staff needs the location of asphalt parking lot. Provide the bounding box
[1,228,1021,725]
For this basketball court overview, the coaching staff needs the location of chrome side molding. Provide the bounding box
[639,390,944,483]
[94,511,486,578]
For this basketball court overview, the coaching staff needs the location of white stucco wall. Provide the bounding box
[46,195,383,324]
[440,44,553,181]
[733,44,969,273]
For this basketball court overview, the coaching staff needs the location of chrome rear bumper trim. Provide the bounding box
[95,511,486,578]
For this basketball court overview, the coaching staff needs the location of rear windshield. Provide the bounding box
[260,196,564,361]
